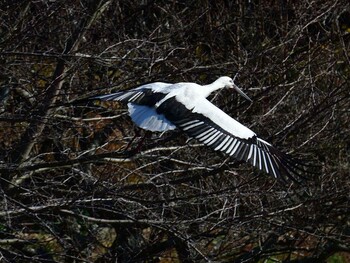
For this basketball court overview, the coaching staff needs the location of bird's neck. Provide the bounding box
[201,82,223,98]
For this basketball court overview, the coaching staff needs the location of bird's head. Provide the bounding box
[217,76,252,102]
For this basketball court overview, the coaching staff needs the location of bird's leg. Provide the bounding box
[123,128,141,152]
[123,129,151,154]
[133,130,151,153]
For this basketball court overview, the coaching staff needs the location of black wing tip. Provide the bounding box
[254,140,317,183]
[273,151,321,185]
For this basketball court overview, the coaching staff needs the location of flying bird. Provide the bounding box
[92,76,303,181]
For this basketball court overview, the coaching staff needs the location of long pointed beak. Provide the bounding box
[233,84,252,102]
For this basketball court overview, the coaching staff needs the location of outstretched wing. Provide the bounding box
[92,82,172,106]
[157,96,303,181]
[93,82,177,132]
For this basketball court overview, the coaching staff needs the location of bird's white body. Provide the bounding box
[93,76,302,181]
[122,78,255,139]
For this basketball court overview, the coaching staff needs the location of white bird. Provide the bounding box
[93,76,303,181]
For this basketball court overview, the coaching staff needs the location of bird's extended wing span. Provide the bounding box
[91,77,305,181]
[157,96,302,182]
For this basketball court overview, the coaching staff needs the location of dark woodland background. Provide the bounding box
[0,1,349,262]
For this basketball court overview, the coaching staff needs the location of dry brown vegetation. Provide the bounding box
[0,0,349,262]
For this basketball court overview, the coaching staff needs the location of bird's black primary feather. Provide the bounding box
[156,96,303,182]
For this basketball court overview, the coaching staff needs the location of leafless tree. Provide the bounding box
[0,0,349,262]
